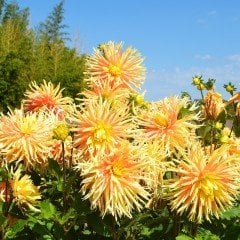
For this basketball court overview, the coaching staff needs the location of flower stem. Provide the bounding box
[61,141,67,212]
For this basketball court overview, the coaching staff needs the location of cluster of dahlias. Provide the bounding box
[0,42,239,224]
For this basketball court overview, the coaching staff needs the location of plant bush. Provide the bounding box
[0,41,239,240]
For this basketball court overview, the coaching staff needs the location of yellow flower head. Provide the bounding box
[79,142,149,219]
[203,91,225,120]
[81,78,130,106]
[23,80,73,119]
[10,167,41,212]
[0,109,53,168]
[73,99,134,156]
[170,144,239,223]
[85,41,146,90]
[138,96,199,155]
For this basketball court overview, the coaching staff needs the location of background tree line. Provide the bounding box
[0,0,86,113]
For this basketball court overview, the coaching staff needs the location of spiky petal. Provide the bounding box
[73,99,134,156]
[169,144,240,223]
[79,142,149,219]
[85,41,146,90]
[138,96,199,156]
[23,80,73,119]
[10,167,41,212]
[0,109,53,168]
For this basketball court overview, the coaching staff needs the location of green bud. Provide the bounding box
[53,123,69,141]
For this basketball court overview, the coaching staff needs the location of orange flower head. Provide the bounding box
[79,142,149,219]
[85,41,146,90]
[81,78,130,106]
[73,99,134,156]
[23,80,73,119]
[138,96,199,155]
[0,109,53,168]
[203,91,225,120]
[170,144,239,223]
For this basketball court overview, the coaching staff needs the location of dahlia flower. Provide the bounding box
[73,99,134,156]
[170,144,239,223]
[85,41,146,89]
[138,96,199,155]
[0,109,53,168]
[23,80,73,118]
[203,91,225,120]
[10,167,41,212]
[80,142,149,219]
[81,78,130,105]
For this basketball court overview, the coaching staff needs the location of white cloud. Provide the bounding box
[227,54,240,63]
[194,54,213,60]
[208,10,217,16]
[197,10,217,24]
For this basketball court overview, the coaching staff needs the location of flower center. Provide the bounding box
[93,124,110,143]
[198,174,218,199]
[112,161,123,177]
[21,122,33,135]
[108,64,121,77]
[154,113,168,127]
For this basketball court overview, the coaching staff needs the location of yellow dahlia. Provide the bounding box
[138,96,199,155]
[0,109,53,168]
[170,144,239,223]
[73,99,134,156]
[80,142,149,219]
[85,41,146,90]
[23,80,73,119]
[10,167,41,212]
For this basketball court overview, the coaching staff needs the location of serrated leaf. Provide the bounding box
[48,158,62,178]
[40,200,57,219]
[176,234,193,240]
[221,205,240,220]
[4,219,27,238]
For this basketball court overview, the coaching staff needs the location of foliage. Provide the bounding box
[0,0,86,113]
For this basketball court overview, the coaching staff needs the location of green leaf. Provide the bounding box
[5,219,27,238]
[195,229,220,240]
[87,213,111,237]
[48,158,62,178]
[40,200,57,219]
[58,208,76,225]
[176,234,193,240]
[221,205,240,220]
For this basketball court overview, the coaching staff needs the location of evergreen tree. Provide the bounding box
[39,0,68,43]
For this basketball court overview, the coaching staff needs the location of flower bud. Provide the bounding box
[192,76,201,85]
[197,83,206,90]
[53,123,69,141]
[203,91,224,120]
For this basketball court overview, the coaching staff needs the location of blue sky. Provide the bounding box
[18,0,240,100]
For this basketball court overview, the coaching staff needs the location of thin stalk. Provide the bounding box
[200,89,204,101]
[61,141,67,212]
